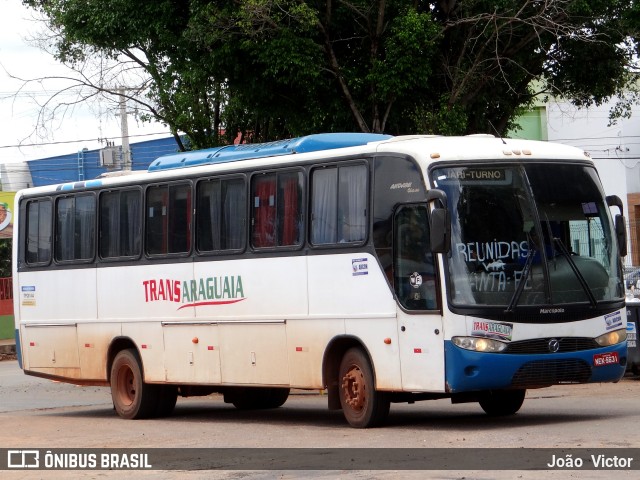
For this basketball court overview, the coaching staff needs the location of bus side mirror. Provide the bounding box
[615,214,627,257]
[606,195,627,257]
[430,208,451,253]
[426,189,451,254]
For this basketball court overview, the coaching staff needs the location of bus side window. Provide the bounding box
[146,183,191,256]
[394,205,437,310]
[167,184,191,253]
[99,189,141,259]
[196,177,246,253]
[55,194,96,262]
[311,163,367,245]
[252,174,277,248]
[25,199,52,265]
[251,171,303,249]
[277,172,303,246]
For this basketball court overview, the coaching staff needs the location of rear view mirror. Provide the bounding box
[606,195,627,257]
[615,214,627,257]
[426,189,450,254]
[430,208,450,253]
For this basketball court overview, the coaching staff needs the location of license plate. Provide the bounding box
[593,351,619,367]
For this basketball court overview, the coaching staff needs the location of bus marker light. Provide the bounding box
[430,153,440,159]
[29,342,35,347]
[192,337,199,344]
[384,338,392,345]
[141,344,148,349]
[414,348,422,353]
[208,346,214,350]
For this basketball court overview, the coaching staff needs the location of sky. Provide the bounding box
[0,0,171,165]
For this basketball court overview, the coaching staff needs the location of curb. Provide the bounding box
[0,343,16,355]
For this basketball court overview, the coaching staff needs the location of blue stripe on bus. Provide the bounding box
[444,340,627,392]
[148,133,393,172]
[14,328,22,370]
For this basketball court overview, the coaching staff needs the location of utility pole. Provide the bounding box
[118,87,132,170]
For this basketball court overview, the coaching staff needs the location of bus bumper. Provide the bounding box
[444,340,627,392]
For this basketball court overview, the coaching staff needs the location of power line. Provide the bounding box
[0,130,174,150]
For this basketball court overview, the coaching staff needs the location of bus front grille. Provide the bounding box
[511,359,592,387]
[504,337,599,354]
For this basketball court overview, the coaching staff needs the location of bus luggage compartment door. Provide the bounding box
[23,323,80,370]
[162,323,222,384]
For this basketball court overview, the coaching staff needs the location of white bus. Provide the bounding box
[12,133,628,428]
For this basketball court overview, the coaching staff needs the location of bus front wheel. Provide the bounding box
[338,348,390,428]
[479,389,526,416]
[110,349,158,419]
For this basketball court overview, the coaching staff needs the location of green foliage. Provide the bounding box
[369,10,438,104]
[0,240,11,278]
[23,0,640,143]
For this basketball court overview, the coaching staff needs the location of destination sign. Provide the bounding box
[434,168,512,186]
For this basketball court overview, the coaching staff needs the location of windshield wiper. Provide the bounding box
[505,245,536,313]
[553,237,598,308]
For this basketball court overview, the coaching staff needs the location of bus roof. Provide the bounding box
[148,133,393,172]
[17,134,592,198]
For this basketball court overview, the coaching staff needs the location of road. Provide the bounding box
[1,359,640,479]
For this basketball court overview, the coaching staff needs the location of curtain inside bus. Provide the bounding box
[253,175,276,248]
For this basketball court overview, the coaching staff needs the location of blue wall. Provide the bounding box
[28,136,180,187]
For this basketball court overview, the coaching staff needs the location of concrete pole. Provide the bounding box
[118,87,131,170]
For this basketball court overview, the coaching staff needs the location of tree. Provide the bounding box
[0,241,11,278]
[22,0,640,147]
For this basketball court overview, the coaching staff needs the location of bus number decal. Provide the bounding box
[604,311,623,331]
[352,258,368,276]
[21,286,36,307]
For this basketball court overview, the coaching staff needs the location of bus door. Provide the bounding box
[393,205,445,391]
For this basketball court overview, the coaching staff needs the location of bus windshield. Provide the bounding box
[432,163,624,309]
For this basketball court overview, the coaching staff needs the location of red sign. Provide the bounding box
[593,351,619,367]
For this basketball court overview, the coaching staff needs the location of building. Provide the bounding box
[511,99,638,266]
[0,136,180,191]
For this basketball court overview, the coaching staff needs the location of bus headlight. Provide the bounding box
[595,329,627,347]
[452,336,507,353]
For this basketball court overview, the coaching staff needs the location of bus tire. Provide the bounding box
[155,386,178,417]
[338,347,390,428]
[261,388,290,409]
[479,389,526,416]
[110,349,158,419]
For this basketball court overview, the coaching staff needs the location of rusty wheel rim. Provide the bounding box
[115,364,136,407]
[341,365,366,412]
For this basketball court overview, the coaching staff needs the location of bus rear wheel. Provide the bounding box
[110,349,158,419]
[338,347,390,428]
[479,389,526,416]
